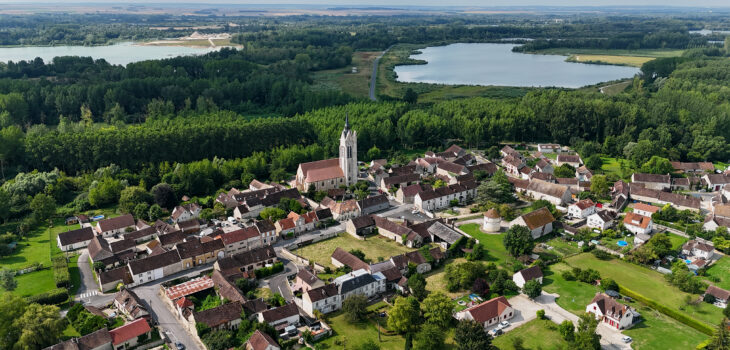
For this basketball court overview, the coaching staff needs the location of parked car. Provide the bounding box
[175,342,185,350]
[622,336,633,343]
[490,328,503,336]
[499,321,510,328]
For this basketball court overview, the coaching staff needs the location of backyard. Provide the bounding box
[424,257,467,299]
[492,319,571,350]
[458,224,512,267]
[542,263,602,314]
[294,233,414,269]
[704,257,730,290]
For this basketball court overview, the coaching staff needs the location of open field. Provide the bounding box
[623,306,709,350]
[424,257,467,298]
[704,257,730,290]
[542,263,602,314]
[564,253,724,325]
[538,237,582,257]
[599,156,633,180]
[295,234,414,268]
[12,268,56,297]
[492,319,570,350]
[458,224,512,267]
[599,80,632,95]
[530,48,685,58]
[567,54,654,67]
[312,51,381,98]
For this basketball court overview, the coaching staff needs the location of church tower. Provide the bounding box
[339,113,358,186]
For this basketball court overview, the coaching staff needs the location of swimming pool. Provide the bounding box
[92,215,105,221]
[617,240,628,247]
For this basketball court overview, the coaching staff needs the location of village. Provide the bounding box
[45,118,730,350]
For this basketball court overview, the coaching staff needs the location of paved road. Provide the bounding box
[369,45,393,101]
[76,251,116,306]
[265,259,297,302]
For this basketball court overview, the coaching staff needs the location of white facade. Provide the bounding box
[339,115,358,187]
[587,213,612,230]
[130,266,164,286]
[483,216,501,232]
[513,273,543,289]
[586,300,634,330]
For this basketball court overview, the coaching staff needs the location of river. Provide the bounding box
[393,43,640,88]
[0,42,221,66]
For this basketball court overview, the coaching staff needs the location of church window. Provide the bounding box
[347,146,352,159]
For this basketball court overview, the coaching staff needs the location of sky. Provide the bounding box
[3,0,730,7]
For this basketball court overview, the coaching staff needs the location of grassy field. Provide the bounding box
[12,268,56,297]
[538,237,582,257]
[319,309,406,350]
[295,234,414,269]
[492,319,571,350]
[668,233,689,251]
[530,48,685,58]
[623,306,709,350]
[564,254,724,325]
[599,156,634,180]
[542,263,602,314]
[567,54,654,67]
[704,257,730,290]
[424,258,467,298]
[312,51,381,98]
[599,80,632,95]
[458,224,512,267]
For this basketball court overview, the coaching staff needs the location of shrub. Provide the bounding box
[536,309,546,319]
[254,262,284,279]
[52,256,70,288]
[592,249,613,260]
[702,294,716,304]
[561,270,576,281]
[26,288,68,305]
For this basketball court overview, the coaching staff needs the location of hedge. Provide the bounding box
[52,256,70,288]
[617,283,714,336]
[254,262,284,279]
[26,288,69,305]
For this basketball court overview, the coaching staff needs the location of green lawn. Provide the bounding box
[295,234,414,269]
[11,268,56,297]
[704,257,730,290]
[458,224,512,267]
[68,254,81,296]
[564,254,724,326]
[492,319,571,350]
[623,306,709,350]
[542,263,601,314]
[319,310,406,350]
[425,258,467,298]
[667,233,689,251]
[538,236,582,257]
[601,235,634,252]
[599,157,632,179]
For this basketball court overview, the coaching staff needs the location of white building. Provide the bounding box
[524,180,572,206]
[454,296,514,330]
[587,211,615,230]
[127,250,182,286]
[302,284,341,317]
[633,203,660,218]
[295,116,357,191]
[333,269,386,301]
[512,266,543,289]
[623,213,653,235]
[586,293,635,330]
[510,207,555,239]
[568,199,596,219]
[56,227,95,252]
[482,208,501,232]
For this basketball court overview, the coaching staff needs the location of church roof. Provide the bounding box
[300,158,344,182]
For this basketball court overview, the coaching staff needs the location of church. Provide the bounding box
[295,115,358,192]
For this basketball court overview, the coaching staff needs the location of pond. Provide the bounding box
[393,43,640,88]
[0,42,221,66]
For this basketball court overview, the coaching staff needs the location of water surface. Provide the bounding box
[394,43,639,88]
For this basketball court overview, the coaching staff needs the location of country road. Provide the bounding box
[369,45,394,101]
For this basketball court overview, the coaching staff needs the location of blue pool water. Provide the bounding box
[92,215,105,221]
[617,240,628,247]
[685,259,692,264]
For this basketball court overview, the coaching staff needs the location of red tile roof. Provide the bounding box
[624,213,651,229]
[109,318,150,345]
[165,276,215,300]
[220,226,259,245]
[465,296,512,324]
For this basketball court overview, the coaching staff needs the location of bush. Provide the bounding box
[536,309,546,319]
[618,284,713,335]
[702,294,716,304]
[26,288,68,305]
[561,270,576,281]
[592,249,613,260]
[52,256,70,288]
[254,262,284,279]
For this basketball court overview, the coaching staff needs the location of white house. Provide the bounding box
[587,211,615,230]
[258,303,300,328]
[96,214,136,237]
[302,283,340,317]
[556,154,582,168]
[171,203,202,223]
[682,239,715,260]
[537,144,561,153]
[454,296,514,330]
[623,213,653,235]
[333,269,386,301]
[413,182,478,212]
[568,199,596,219]
[703,174,730,192]
[513,266,543,289]
[586,293,635,330]
[510,207,555,239]
[524,180,572,206]
[57,227,95,252]
[127,250,182,286]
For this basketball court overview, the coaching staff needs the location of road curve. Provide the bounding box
[369,45,394,101]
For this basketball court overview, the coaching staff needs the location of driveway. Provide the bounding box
[263,259,297,302]
[75,251,115,306]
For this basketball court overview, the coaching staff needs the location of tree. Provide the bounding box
[476,173,515,204]
[553,164,576,178]
[357,339,381,350]
[151,183,177,209]
[0,269,16,291]
[0,125,24,180]
[536,309,546,320]
[472,277,489,297]
[707,318,730,350]
[342,294,368,323]
[590,174,610,199]
[523,279,542,299]
[574,313,601,350]
[415,323,445,350]
[585,154,603,171]
[558,320,575,342]
[15,303,66,350]
[88,177,122,207]
[259,207,286,221]
[367,146,381,161]
[349,249,367,261]
[503,225,535,257]
[640,156,674,175]
[387,296,421,334]
[201,329,236,350]
[454,319,494,350]
[148,204,164,221]
[0,294,27,349]
[421,292,453,327]
[30,193,56,223]
[404,88,418,104]
[0,189,9,223]
[119,186,152,213]
[408,273,428,301]
[133,203,150,221]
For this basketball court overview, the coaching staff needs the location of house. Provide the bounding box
[454,296,514,330]
[370,215,411,244]
[587,211,615,230]
[502,155,524,175]
[537,144,561,153]
[556,154,582,168]
[436,162,469,178]
[109,318,152,350]
[113,289,148,320]
[534,159,554,174]
[576,166,593,181]
[703,214,730,231]
[586,293,635,330]
[390,251,432,275]
[293,268,324,294]
[631,173,671,191]
[568,199,596,219]
[192,301,243,333]
[331,247,369,272]
[255,220,278,245]
[217,226,261,255]
[703,174,730,192]
[500,145,523,160]
[320,197,361,221]
[633,203,660,218]
[127,250,182,286]
[44,327,113,350]
[525,180,572,205]
[302,283,340,316]
[157,230,188,249]
[634,232,652,246]
[380,173,421,192]
[175,237,225,268]
[510,207,555,239]
[671,161,715,174]
[623,213,653,235]
[88,236,134,269]
[629,185,701,211]
[396,183,432,204]
[258,302,300,328]
[358,194,390,215]
[245,329,281,350]
[176,218,201,233]
[171,203,202,223]
[95,214,136,237]
[98,266,133,292]
[415,157,443,174]
[519,166,534,180]
[211,269,247,304]
[530,172,556,184]
[345,215,376,237]
[682,239,715,260]
[275,211,318,236]
[413,181,478,212]
[214,245,277,276]
[513,265,544,288]
[705,285,730,304]
[426,220,464,249]
[333,269,386,301]
[124,226,156,243]
[57,227,95,252]
[444,144,467,158]
[296,117,357,191]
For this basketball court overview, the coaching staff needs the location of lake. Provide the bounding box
[0,42,221,66]
[393,43,640,88]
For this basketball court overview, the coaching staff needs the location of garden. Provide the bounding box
[294,233,414,269]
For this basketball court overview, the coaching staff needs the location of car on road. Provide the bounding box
[490,328,503,336]
[411,209,420,215]
[499,321,510,328]
[621,336,632,343]
[175,342,185,350]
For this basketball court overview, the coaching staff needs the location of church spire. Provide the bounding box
[344,112,350,131]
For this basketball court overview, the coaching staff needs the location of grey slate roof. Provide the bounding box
[337,273,377,295]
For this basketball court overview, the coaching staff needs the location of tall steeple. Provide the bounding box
[339,111,357,186]
[344,112,350,133]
